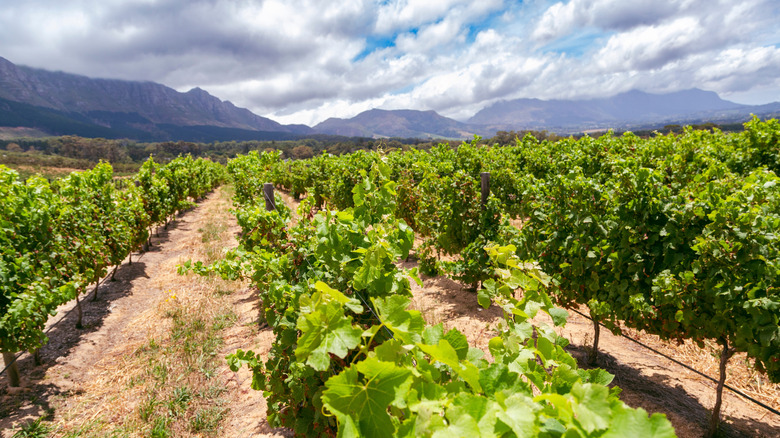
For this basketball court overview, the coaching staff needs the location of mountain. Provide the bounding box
[468,89,778,132]
[315,90,780,139]
[2,55,779,141]
[0,56,312,141]
[314,109,475,139]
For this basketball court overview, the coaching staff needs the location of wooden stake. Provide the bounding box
[264,183,276,211]
[480,172,490,208]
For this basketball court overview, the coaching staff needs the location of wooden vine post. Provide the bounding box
[480,172,490,208]
[2,351,20,387]
[264,183,276,212]
[474,172,490,291]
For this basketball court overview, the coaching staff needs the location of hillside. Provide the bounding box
[0,56,310,141]
[468,89,778,132]
[314,109,475,139]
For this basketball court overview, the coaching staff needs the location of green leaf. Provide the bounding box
[336,414,361,438]
[295,300,363,371]
[444,329,469,361]
[323,358,413,438]
[477,287,492,309]
[423,324,444,346]
[314,281,363,314]
[549,307,569,326]
[417,340,483,393]
[496,394,536,437]
[602,405,677,438]
[373,295,425,344]
[571,382,612,433]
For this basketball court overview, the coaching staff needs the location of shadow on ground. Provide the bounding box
[567,343,778,438]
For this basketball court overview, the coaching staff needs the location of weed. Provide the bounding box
[200,366,217,380]
[12,418,50,438]
[150,416,171,438]
[200,384,227,399]
[198,221,226,244]
[126,374,145,389]
[190,406,227,433]
[138,394,158,422]
[168,386,192,416]
[151,363,168,385]
[191,318,206,332]
[213,288,234,296]
[211,309,237,331]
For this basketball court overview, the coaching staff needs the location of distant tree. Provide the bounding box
[490,130,518,146]
[291,145,314,160]
[5,142,22,152]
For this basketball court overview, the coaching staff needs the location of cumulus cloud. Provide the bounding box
[532,0,683,43]
[0,0,778,125]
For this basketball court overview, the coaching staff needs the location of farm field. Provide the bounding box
[286,193,780,438]
[211,120,779,437]
[3,186,776,437]
[2,119,780,437]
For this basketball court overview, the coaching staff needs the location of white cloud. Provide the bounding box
[0,0,778,126]
[594,17,707,72]
[375,0,502,34]
[696,46,780,92]
[530,0,770,44]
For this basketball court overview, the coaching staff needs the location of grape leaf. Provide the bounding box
[295,300,362,371]
[323,358,413,438]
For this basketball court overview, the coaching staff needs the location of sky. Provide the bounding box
[1,0,779,126]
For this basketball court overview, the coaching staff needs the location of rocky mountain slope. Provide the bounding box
[0,56,311,141]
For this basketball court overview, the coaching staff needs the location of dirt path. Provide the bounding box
[0,187,289,437]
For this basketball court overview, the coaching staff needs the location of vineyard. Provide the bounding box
[2,118,779,437]
[182,117,779,437]
[1,155,225,388]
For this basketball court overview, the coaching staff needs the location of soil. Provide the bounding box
[2,188,778,437]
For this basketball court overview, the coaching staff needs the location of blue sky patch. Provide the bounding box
[353,35,398,62]
[540,29,610,57]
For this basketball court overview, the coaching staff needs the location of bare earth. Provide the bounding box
[2,189,778,437]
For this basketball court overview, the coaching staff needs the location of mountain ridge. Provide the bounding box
[314,108,475,139]
[0,56,312,140]
[1,56,779,141]
[468,88,750,130]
